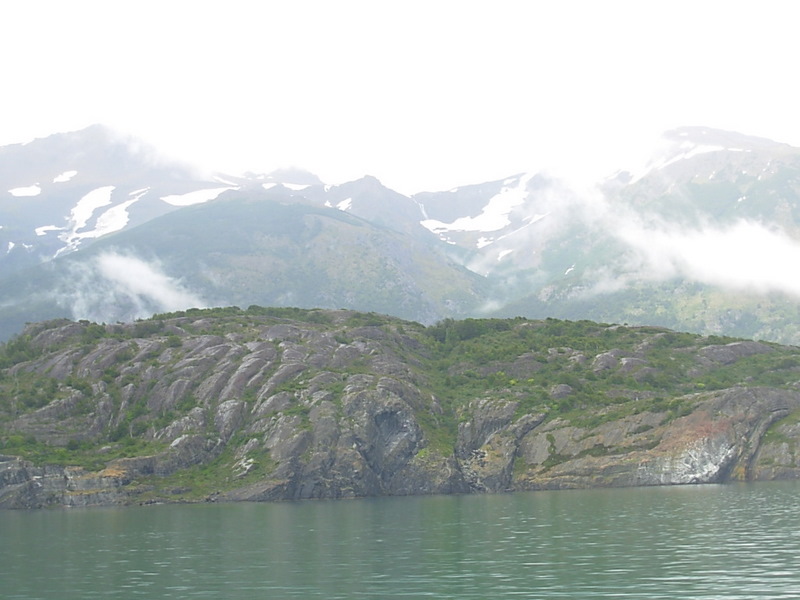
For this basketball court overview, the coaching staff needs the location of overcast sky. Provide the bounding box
[2,1,798,194]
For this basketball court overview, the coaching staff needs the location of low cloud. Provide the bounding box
[96,253,205,309]
[464,174,607,277]
[62,251,206,323]
[611,217,800,297]
[490,165,800,302]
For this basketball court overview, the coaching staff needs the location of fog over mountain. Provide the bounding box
[2,125,799,344]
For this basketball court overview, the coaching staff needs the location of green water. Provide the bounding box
[2,482,799,599]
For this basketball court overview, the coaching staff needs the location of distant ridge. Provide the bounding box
[1,125,800,345]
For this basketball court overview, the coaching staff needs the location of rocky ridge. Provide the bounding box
[2,308,800,508]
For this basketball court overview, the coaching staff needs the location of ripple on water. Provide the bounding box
[2,482,800,599]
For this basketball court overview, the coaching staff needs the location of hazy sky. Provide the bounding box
[2,0,798,194]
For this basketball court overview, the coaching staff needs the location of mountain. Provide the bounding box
[2,125,800,344]
[2,310,800,508]
[415,127,800,343]
[0,128,486,338]
[0,125,241,274]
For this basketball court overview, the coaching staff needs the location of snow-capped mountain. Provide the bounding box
[486,127,800,342]
[2,125,800,344]
[0,125,244,274]
[0,127,487,338]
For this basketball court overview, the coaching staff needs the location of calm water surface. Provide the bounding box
[2,481,799,599]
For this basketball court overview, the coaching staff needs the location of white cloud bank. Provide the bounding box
[459,155,800,303]
[65,252,206,323]
[614,219,800,297]
[95,253,204,310]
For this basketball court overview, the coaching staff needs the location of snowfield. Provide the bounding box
[161,187,235,207]
[53,170,77,183]
[421,173,535,235]
[8,185,41,197]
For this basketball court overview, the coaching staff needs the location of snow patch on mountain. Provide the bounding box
[324,197,353,211]
[93,200,137,237]
[472,212,549,252]
[35,225,61,237]
[54,186,115,256]
[8,185,41,197]
[524,213,548,225]
[53,170,77,183]
[87,188,150,239]
[70,186,115,233]
[161,187,235,206]
[421,173,535,235]
[413,199,430,220]
[6,241,32,254]
[497,249,513,261]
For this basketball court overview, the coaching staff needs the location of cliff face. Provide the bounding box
[515,387,800,489]
[2,310,800,509]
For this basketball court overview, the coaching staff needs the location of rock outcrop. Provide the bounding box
[514,387,800,489]
[2,311,800,508]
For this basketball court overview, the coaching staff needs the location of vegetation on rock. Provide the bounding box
[2,307,800,508]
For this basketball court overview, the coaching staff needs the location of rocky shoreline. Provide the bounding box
[2,312,800,509]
